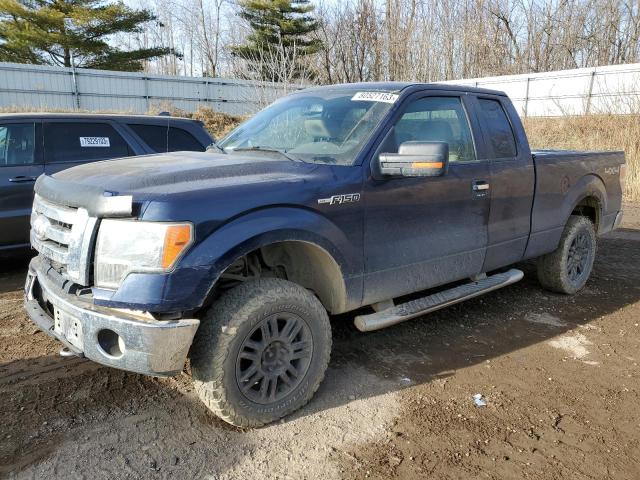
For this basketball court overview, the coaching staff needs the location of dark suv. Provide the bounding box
[0,113,213,251]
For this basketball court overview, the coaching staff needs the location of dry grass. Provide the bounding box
[146,102,245,139]
[191,107,245,140]
[524,115,639,201]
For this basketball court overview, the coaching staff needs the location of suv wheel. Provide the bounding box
[190,278,331,427]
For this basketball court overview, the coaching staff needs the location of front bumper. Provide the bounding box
[24,258,200,376]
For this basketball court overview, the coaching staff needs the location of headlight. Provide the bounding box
[95,220,193,289]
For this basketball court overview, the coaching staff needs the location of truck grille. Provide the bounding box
[30,194,98,286]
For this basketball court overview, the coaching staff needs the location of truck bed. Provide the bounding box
[525,149,625,259]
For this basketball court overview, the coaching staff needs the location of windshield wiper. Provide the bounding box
[233,146,299,162]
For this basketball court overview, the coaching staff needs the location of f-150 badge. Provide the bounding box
[318,193,361,205]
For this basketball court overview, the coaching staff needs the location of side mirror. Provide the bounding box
[378,141,449,177]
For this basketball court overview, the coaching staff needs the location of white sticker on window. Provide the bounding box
[79,136,110,147]
[351,91,399,103]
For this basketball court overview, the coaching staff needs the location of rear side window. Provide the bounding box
[477,98,517,158]
[129,124,168,152]
[0,123,35,166]
[44,122,130,163]
[168,127,205,152]
[129,124,205,152]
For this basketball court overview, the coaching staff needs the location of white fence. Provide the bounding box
[0,62,301,115]
[441,63,640,117]
[2,61,640,117]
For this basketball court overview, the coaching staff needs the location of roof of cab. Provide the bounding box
[298,81,507,97]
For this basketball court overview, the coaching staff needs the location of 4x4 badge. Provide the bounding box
[318,193,361,205]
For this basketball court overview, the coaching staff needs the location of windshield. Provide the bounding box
[219,88,398,165]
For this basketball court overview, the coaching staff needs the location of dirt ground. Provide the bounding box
[1,205,639,480]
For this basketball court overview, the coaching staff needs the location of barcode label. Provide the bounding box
[79,137,110,147]
[351,92,399,103]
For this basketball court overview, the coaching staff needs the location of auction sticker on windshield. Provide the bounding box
[80,137,110,147]
[352,91,399,103]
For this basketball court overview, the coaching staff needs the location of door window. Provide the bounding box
[391,97,476,162]
[44,122,130,163]
[477,98,517,158]
[0,123,35,166]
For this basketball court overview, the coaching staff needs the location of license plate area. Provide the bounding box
[54,308,84,350]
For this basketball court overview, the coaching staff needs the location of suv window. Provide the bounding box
[392,97,476,162]
[128,124,167,152]
[168,127,205,152]
[129,124,205,153]
[0,123,35,166]
[477,98,517,158]
[44,122,130,163]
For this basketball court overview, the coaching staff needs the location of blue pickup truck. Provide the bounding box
[24,83,625,427]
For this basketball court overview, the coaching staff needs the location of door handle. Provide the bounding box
[8,176,37,183]
[472,181,490,191]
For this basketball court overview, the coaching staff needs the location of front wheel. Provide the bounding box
[190,278,331,427]
[537,215,597,294]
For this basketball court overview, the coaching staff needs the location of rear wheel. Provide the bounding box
[190,278,331,427]
[537,215,597,294]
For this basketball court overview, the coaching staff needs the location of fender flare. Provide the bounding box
[183,207,361,313]
[562,174,607,232]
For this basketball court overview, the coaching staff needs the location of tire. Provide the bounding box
[190,278,331,428]
[537,215,597,294]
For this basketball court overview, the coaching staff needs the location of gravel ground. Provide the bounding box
[1,204,639,479]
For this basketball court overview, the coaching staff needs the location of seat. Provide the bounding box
[304,117,334,140]
[421,120,454,144]
[6,127,34,165]
[394,119,454,152]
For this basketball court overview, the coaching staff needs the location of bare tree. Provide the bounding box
[312,0,640,85]
[117,0,640,86]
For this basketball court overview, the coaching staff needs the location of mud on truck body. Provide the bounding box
[24,82,625,427]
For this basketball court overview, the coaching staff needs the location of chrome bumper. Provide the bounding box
[24,258,200,376]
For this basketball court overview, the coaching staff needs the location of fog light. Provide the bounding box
[97,329,125,358]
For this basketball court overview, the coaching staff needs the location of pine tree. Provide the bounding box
[0,0,172,72]
[231,0,322,82]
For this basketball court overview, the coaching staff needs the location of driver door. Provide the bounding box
[362,93,491,305]
[0,121,43,248]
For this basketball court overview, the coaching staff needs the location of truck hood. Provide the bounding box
[35,151,322,217]
[51,151,316,194]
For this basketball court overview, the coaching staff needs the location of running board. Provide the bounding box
[354,269,524,332]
